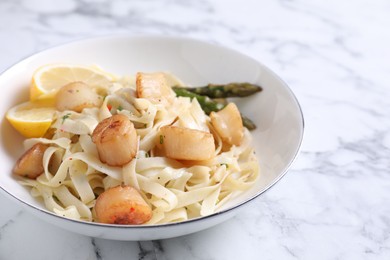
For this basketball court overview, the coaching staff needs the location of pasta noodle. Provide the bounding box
[16,71,259,224]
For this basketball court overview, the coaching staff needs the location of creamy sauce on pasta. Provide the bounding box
[18,73,259,224]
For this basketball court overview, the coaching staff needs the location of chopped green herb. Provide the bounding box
[61,113,71,124]
[159,135,164,144]
[145,152,150,158]
[117,105,123,111]
[220,163,229,168]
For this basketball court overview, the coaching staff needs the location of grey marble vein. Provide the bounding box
[91,238,103,260]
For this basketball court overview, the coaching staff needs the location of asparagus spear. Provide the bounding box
[241,116,257,131]
[173,87,225,114]
[173,88,257,130]
[172,82,262,98]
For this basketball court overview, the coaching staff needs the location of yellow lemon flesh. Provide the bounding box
[6,101,56,138]
[30,64,113,101]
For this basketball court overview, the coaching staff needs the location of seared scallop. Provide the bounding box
[210,103,243,146]
[92,114,138,167]
[13,143,48,179]
[136,72,174,104]
[95,185,152,225]
[55,81,103,112]
[159,125,215,161]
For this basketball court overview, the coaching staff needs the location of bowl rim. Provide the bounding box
[0,34,305,229]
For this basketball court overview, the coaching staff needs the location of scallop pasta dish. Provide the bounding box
[6,64,261,225]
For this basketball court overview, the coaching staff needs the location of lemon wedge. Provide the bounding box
[30,64,113,101]
[6,101,56,138]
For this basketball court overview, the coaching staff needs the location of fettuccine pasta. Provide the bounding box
[14,69,259,225]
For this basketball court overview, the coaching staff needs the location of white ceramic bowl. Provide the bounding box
[0,35,304,240]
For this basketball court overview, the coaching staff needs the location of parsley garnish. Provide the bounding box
[117,105,123,111]
[61,113,71,124]
[159,135,164,144]
[220,163,229,168]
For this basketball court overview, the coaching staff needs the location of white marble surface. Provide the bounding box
[1,0,389,259]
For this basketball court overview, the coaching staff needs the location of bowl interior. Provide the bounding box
[0,36,303,225]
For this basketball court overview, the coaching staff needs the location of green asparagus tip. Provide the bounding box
[173,82,262,98]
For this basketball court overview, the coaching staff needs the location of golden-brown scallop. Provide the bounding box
[55,81,103,112]
[92,114,138,167]
[159,125,215,161]
[210,103,243,146]
[136,72,174,104]
[95,185,152,225]
[13,143,48,179]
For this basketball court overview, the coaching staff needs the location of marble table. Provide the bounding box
[1,0,389,259]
